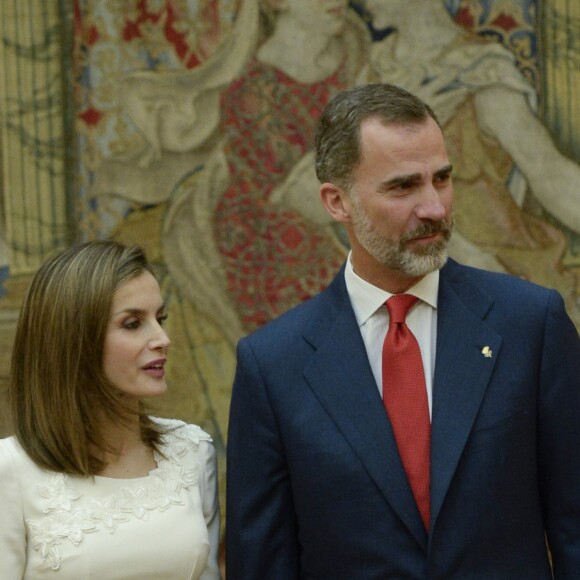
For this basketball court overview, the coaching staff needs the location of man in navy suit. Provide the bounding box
[226,83,580,578]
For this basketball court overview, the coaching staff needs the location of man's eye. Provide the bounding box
[392,183,415,195]
[435,173,452,184]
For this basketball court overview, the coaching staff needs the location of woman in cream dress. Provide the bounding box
[0,241,220,579]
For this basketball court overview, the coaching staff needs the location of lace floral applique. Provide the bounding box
[38,473,80,512]
[87,495,129,532]
[161,422,212,460]
[28,514,63,570]
[27,423,210,570]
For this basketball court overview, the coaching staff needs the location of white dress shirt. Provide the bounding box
[344,255,439,419]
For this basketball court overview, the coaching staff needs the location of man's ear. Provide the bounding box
[320,182,352,224]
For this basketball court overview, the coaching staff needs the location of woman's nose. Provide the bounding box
[149,323,171,351]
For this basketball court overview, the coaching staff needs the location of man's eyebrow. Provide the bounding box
[435,164,453,177]
[379,173,422,190]
[378,164,454,191]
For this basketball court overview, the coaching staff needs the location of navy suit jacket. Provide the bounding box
[226,259,580,579]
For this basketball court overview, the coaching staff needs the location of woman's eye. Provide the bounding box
[157,314,168,326]
[123,319,140,330]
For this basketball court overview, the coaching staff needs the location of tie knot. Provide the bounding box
[386,294,419,324]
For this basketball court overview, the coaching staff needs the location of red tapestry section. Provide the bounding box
[215,60,349,330]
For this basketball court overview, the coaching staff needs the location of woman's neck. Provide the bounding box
[93,415,156,479]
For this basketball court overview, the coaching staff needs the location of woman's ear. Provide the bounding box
[319,183,352,224]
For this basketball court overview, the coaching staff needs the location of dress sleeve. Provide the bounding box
[0,439,27,578]
[198,440,221,580]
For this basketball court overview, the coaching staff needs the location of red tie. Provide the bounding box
[382,294,430,530]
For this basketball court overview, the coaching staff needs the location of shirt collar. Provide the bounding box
[344,252,440,327]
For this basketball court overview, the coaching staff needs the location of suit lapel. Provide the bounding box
[300,263,502,544]
[429,266,502,529]
[302,275,428,548]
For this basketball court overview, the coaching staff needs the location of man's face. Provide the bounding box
[346,117,454,284]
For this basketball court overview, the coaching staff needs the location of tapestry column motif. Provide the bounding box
[0,0,72,275]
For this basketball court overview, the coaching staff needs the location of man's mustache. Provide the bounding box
[400,219,453,245]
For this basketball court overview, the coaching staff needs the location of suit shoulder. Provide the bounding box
[241,272,344,348]
[444,259,555,301]
[239,294,320,353]
[440,259,573,332]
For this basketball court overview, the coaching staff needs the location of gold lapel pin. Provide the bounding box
[481,346,493,358]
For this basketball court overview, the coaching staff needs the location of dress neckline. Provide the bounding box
[93,450,160,482]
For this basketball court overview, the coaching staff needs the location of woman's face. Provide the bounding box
[102,271,171,400]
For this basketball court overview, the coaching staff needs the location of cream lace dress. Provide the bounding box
[0,418,220,579]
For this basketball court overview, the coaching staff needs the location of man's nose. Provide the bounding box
[415,185,449,221]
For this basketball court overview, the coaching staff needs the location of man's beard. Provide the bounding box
[350,200,454,277]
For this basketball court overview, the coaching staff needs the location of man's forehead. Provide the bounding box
[359,117,448,157]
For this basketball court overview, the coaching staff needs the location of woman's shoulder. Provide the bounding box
[0,435,17,450]
[152,417,214,460]
[0,436,44,489]
[0,436,29,468]
[0,436,16,465]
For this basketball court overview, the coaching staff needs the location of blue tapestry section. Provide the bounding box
[0,266,8,298]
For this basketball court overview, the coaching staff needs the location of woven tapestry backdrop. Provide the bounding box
[1,0,580,538]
